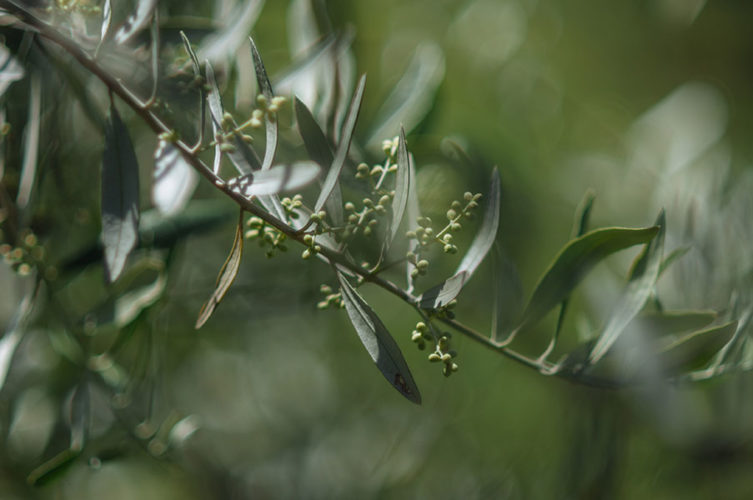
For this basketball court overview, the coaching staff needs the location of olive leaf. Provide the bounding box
[515,225,660,333]
[454,166,500,280]
[16,73,40,209]
[657,321,738,373]
[294,96,343,226]
[417,167,500,310]
[588,210,665,365]
[405,154,420,293]
[337,272,421,404]
[366,42,445,152]
[69,382,90,452]
[312,74,366,216]
[114,0,158,45]
[636,310,717,337]
[249,35,277,171]
[101,102,140,283]
[198,0,264,66]
[0,41,24,97]
[387,127,411,247]
[227,161,321,198]
[153,140,199,216]
[196,210,245,328]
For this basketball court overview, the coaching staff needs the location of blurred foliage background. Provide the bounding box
[2,0,753,498]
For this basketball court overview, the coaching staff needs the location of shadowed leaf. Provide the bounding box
[198,0,264,66]
[637,310,717,337]
[405,154,420,293]
[153,140,199,216]
[517,225,660,332]
[101,102,140,283]
[337,272,421,404]
[0,42,24,97]
[196,210,244,328]
[589,211,666,364]
[69,383,89,452]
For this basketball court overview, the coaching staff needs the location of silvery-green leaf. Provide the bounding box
[658,321,738,373]
[153,140,199,216]
[114,0,158,45]
[418,272,467,310]
[454,167,500,280]
[337,272,421,404]
[295,96,343,226]
[0,285,37,391]
[16,73,40,209]
[180,31,201,74]
[198,0,264,66]
[0,41,25,97]
[249,36,277,171]
[366,42,445,152]
[313,74,366,215]
[387,128,411,248]
[332,35,356,144]
[588,211,665,364]
[491,245,524,342]
[100,0,112,42]
[205,61,224,129]
[196,210,244,328]
[114,269,167,327]
[516,225,660,332]
[228,161,320,198]
[101,103,140,283]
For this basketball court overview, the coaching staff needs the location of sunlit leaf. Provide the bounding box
[658,321,738,373]
[454,167,500,280]
[313,74,366,215]
[114,269,167,327]
[0,41,24,97]
[16,73,40,209]
[294,96,343,226]
[366,42,445,151]
[100,0,112,42]
[387,127,411,247]
[249,36,277,171]
[153,140,199,216]
[101,102,140,283]
[516,225,660,332]
[418,272,467,310]
[0,285,37,391]
[337,272,421,404]
[195,210,244,328]
[228,161,321,198]
[114,0,158,45]
[588,211,665,364]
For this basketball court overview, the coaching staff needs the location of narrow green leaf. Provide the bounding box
[418,272,467,310]
[101,102,140,283]
[180,31,201,74]
[228,161,321,198]
[114,270,167,328]
[294,96,343,226]
[454,167,500,280]
[205,61,225,131]
[153,140,199,216]
[100,0,112,41]
[249,36,277,171]
[337,272,421,404]
[313,74,366,215]
[27,448,80,486]
[491,245,524,342]
[588,211,666,364]
[637,310,717,337]
[0,286,37,391]
[114,0,158,45]
[195,210,244,328]
[659,246,690,277]
[517,225,660,332]
[388,127,411,247]
[17,73,40,209]
[658,321,738,373]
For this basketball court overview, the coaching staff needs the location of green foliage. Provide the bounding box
[0,0,751,497]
